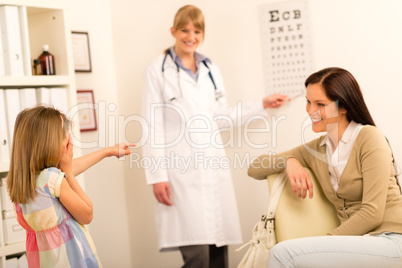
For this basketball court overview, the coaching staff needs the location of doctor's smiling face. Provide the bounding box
[171,20,204,57]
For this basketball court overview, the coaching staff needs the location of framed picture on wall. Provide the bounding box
[71,31,92,72]
[76,90,97,132]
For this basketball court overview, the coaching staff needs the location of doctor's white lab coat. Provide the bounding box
[142,53,266,251]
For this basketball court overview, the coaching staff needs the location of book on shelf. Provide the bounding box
[19,88,37,110]
[2,253,27,268]
[18,254,28,268]
[1,177,13,212]
[0,90,10,165]
[50,88,68,114]
[5,258,18,268]
[36,87,69,113]
[0,5,25,76]
[4,89,21,150]
[36,87,50,106]
[0,21,4,76]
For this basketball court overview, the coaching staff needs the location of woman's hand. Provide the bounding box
[59,133,73,175]
[108,143,136,158]
[153,182,172,206]
[286,158,313,199]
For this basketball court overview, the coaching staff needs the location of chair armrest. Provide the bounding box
[267,168,340,242]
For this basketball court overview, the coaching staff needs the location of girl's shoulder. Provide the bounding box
[36,167,64,187]
[39,167,63,177]
[47,166,62,174]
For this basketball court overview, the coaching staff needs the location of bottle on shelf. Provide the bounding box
[38,44,55,75]
[32,59,42,75]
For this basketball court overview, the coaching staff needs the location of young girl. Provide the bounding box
[248,67,402,267]
[7,106,134,267]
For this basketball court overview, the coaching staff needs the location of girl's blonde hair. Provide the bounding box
[7,106,71,204]
[165,5,205,53]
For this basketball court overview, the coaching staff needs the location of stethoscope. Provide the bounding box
[161,49,222,102]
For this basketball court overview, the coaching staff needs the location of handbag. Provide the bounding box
[236,171,288,268]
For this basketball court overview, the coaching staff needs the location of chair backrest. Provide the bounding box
[267,168,340,242]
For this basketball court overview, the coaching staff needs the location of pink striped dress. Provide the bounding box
[15,167,102,267]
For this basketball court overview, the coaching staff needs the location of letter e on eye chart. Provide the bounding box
[259,0,314,98]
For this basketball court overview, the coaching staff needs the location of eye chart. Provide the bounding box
[259,0,314,97]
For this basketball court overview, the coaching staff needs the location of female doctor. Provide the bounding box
[142,5,288,268]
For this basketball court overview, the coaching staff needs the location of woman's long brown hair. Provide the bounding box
[305,67,376,126]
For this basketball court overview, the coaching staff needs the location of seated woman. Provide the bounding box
[248,67,402,268]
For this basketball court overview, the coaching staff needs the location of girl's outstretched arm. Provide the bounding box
[72,143,135,176]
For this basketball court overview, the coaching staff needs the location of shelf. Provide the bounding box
[0,75,72,87]
[0,0,67,10]
[0,0,79,264]
[0,163,9,174]
[0,242,25,258]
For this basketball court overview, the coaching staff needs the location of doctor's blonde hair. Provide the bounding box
[165,5,205,53]
[172,5,205,33]
[7,106,71,204]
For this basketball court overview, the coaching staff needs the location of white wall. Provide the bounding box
[67,0,402,267]
[67,0,132,267]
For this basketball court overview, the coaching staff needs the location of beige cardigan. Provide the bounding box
[248,125,402,235]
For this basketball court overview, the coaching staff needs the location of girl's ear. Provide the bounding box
[62,138,69,151]
[170,26,175,36]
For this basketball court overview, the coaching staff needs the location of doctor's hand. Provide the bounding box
[153,182,173,206]
[262,94,288,109]
[286,158,313,199]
